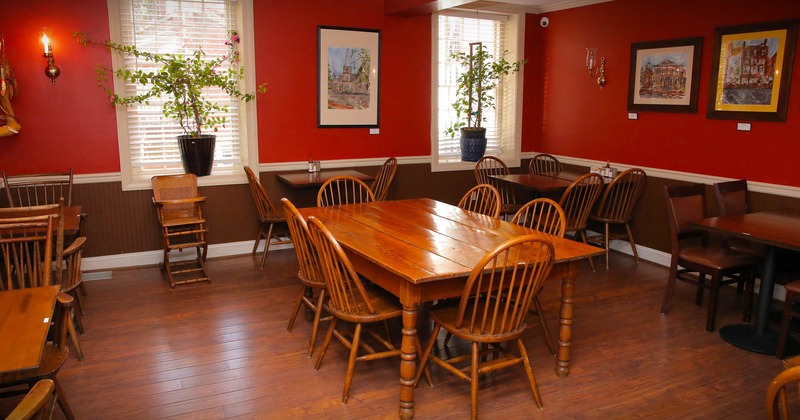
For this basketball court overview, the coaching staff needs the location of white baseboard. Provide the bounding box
[81,240,293,278]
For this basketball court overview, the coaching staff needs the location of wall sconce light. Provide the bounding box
[585,47,606,90]
[41,28,60,84]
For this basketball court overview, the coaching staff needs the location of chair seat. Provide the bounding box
[679,246,760,271]
[162,216,205,227]
[325,283,402,324]
[0,345,68,387]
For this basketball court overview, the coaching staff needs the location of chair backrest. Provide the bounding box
[371,157,398,201]
[458,184,502,219]
[281,198,324,287]
[3,170,73,207]
[454,235,555,335]
[474,156,509,184]
[0,200,65,290]
[663,183,707,252]
[0,214,55,291]
[317,176,376,207]
[592,168,647,223]
[5,378,56,420]
[60,236,86,294]
[529,154,562,174]
[766,365,800,420]
[244,165,283,221]
[475,156,516,207]
[714,179,749,217]
[151,174,201,221]
[558,173,604,232]
[306,216,376,317]
[511,198,566,237]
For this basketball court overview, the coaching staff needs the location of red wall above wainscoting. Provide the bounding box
[1,0,799,188]
[253,1,431,163]
[531,0,800,186]
[0,1,119,175]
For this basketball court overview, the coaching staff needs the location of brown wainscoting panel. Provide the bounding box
[64,164,800,263]
[72,181,162,257]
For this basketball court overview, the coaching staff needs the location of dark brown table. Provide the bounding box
[539,170,614,184]
[489,173,574,196]
[299,198,603,419]
[690,210,800,355]
[0,285,60,373]
[276,169,374,189]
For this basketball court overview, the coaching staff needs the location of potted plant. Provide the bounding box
[445,42,525,162]
[74,31,266,176]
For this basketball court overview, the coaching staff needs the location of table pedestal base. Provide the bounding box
[719,324,800,357]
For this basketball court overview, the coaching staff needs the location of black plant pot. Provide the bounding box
[460,127,487,162]
[177,134,216,177]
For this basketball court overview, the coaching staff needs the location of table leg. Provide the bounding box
[399,304,418,419]
[556,261,577,378]
[718,245,800,355]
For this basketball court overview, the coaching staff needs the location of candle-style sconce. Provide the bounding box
[41,28,60,84]
[585,47,606,90]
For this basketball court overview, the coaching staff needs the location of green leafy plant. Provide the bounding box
[445,42,526,138]
[74,31,266,138]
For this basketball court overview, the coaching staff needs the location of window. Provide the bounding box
[108,0,258,189]
[431,11,525,171]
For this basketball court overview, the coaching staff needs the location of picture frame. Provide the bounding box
[707,20,798,122]
[627,37,702,113]
[318,26,381,128]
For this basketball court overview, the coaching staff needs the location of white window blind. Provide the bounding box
[116,0,244,177]
[433,12,523,168]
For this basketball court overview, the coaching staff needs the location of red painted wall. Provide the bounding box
[0,1,431,174]
[254,1,431,163]
[0,2,118,174]
[529,0,800,186]
[2,1,800,188]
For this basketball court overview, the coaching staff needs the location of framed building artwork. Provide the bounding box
[318,26,381,128]
[627,37,702,113]
[707,20,798,122]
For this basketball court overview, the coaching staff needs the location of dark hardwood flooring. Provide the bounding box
[1,250,791,419]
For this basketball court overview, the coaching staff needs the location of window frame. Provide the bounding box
[430,10,525,172]
[106,0,259,190]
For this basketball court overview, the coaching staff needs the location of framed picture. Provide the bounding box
[318,26,381,128]
[627,37,702,113]
[707,20,798,122]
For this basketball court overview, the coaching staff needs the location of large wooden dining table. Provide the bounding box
[0,285,60,373]
[690,210,800,355]
[299,198,603,419]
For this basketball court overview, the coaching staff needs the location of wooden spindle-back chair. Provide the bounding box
[317,176,376,207]
[587,168,647,269]
[475,156,522,219]
[528,154,562,175]
[3,170,73,207]
[282,198,329,357]
[306,216,430,403]
[558,173,604,270]
[244,165,291,268]
[414,235,555,418]
[457,184,502,219]
[371,157,398,201]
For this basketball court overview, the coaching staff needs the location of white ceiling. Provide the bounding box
[475,0,613,13]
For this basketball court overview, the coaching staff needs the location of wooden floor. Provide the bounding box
[1,250,791,419]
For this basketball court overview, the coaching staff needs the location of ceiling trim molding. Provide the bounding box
[535,0,613,13]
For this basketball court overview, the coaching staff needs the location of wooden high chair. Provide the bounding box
[151,174,209,288]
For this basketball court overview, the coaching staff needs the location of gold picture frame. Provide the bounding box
[707,20,798,122]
